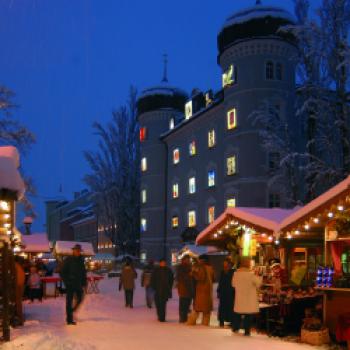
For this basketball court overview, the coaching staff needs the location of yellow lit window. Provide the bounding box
[173,148,180,164]
[227,156,236,175]
[227,109,237,130]
[222,65,235,88]
[172,183,179,198]
[172,216,179,228]
[141,157,147,172]
[227,198,236,208]
[208,129,216,148]
[189,141,196,156]
[208,206,215,224]
[185,101,193,119]
[208,170,215,187]
[188,211,196,227]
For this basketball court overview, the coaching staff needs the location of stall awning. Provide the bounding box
[279,175,350,233]
[177,244,221,258]
[22,233,50,253]
[54,241,95,256]
[196,207,297,246]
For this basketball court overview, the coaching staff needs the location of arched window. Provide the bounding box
[276,63,282,80]
[266,61,274,80]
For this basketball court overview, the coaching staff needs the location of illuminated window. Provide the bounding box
[173,148,180,164]
[208,129,216,148]
[169,118,175,130]
[188,210,196,227]
[266,61,274,80]
[172,183,179,199]
[141,189,147,204]
[141,218,147,232]
[276,63,282,80]
[227,109,237,130]
[208,206,215,224]
[141,157,147,172]
[269,194,280,208]
[185,101,193,119]
[140,127,147,142]
[189,177,196,194]
[208,170,215,187]
[172,216,179,228]
[189,141,196,156]
[227,156,236,175]
[222,65,235,88]
[227,198,236,208]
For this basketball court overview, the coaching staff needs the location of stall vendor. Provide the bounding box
[269,258,288,293]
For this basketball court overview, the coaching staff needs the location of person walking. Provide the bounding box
[60,244,87,325]
[119,259,137,308]
[27,266,42,302]
[187,255,214,326]
[232,257,262,336]
[150,258,174,322]
[141,260,154,308]
[176,254,193,323]
[217,258,235,328]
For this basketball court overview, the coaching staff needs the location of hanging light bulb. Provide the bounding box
[327,212,334,218]
[268,236,273,241]
[287,234,292,240]
[313,218,319,224]
[337,205,344,211]
[0,201,10,211]
[213,233,218,238]
[304,224,310,230]
[295,230,300,235]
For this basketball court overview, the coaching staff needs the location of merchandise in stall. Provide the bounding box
[279,175,350,344]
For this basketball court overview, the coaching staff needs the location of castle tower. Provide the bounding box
[138,63,188,261]
[217,1,297,208]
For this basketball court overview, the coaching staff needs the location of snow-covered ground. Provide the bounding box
[3,276,324,350]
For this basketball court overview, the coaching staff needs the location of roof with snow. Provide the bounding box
[22,233,50,253]
[196,207,298,246]
[279,175,350,233]
[137,81,188,116]
[218,3,295,57]
[0,146,25,200]
[54,241,95,256]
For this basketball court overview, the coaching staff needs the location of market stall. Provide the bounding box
[279,175,350,345]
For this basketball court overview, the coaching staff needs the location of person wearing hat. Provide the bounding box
[269,258,287,294]
[60,244,87,325]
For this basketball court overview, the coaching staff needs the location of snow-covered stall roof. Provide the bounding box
[196,207,298,246]
[177,244,220,259]
[22,233,50,253]
[0,146,25,199]
[279,175,350,233]
[54,241,95,256]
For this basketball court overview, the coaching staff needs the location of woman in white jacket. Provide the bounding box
[232,257,262,336]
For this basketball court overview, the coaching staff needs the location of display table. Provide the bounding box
[41,276,61,298]
[316,287,350,334]
[86,275,103,294]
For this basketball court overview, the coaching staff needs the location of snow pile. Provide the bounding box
[3,276,318,350]
[223,5,295,29]
[0,146,25,199]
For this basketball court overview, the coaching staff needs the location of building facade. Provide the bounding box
[139,3,298,260]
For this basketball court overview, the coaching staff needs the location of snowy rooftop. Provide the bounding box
[22,233,50,253]
[54,240,95,256]
[139,81,187,99]
[223,5,295,29]
[0,146,25,199]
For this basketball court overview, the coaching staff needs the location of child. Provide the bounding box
[27,266,42,302]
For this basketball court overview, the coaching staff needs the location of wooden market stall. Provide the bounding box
[279,175,350,343]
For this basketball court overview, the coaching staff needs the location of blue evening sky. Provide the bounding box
[0,0,320,231]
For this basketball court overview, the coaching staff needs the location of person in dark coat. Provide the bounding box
[217,258,235,327]
[151,258,174,322]
[119,259,137,308]
[60,244,87,325]
[176,254,193,323]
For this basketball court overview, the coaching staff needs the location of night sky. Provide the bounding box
[0,0,321,231]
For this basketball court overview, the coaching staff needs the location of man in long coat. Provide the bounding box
[176,254,193,323]
[232,257,262,336]
[119,259,137,308]
[60,244,87,325]
[151,258,174,322]
[187,255,215,326]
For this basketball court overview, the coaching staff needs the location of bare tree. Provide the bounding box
[84,87,140,255]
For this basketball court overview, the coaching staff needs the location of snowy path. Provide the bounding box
[3,277,321,350]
